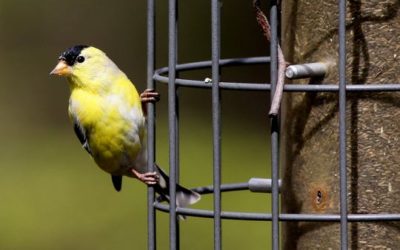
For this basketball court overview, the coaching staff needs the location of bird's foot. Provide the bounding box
[140,89,160,104]
[131,168,159,185]
[140,89,160,116]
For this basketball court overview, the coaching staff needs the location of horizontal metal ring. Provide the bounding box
[154,56,400,92]
[155,203,400,222]
[154,182,400,221]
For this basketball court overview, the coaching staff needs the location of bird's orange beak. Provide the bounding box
[50,60,71,76]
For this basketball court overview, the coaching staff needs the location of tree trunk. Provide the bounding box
[281,1,400,249]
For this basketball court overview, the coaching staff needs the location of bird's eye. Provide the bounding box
[76,56,85,63]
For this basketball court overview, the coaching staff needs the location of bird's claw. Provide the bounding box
[131,169,159,185]
[140,89,160,104]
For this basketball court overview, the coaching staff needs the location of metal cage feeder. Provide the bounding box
[146,1,400,250]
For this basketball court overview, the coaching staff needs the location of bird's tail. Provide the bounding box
[154,165,201,208]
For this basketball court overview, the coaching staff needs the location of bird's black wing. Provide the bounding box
[73,120,92,155]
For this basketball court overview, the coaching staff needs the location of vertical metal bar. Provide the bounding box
[211,0,222,250]
[338,0,348,249]
[147,0,156,249]
[175,1,180,182]
[175,95,181,248]
[175,2,180,248]
[168,0,178,249]
[270,1,280,250]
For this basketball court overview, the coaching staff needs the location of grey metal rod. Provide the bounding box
[270,1,280,250]
[338,0,348,249]
[248,178,281,193]
[168,0,178,249]
[211,0,222,249]
[285,62,327,79]
[154,201,400,222]
[153,57,400,92]
[193,182,249,194]
[175,2,181,247]
[155,57,270,73]
[147,0,156,249]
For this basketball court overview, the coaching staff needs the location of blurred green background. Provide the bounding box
[0,0,272,249]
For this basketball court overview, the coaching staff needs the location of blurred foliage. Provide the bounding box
[0,0,272,249]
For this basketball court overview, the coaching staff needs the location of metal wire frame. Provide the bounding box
[269,1,280,248]
[211,1,222,250]
[167,1,179,250]
[153,57,400,92]
[153,182,400,221]
[146,1,156,250]
[338,0,348,248]
[146,0,400,250]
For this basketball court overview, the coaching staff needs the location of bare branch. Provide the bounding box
[253,0,286,116]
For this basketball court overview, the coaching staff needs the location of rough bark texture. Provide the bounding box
[281,1,400,249]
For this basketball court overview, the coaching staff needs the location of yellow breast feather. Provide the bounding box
[69,77,145,174]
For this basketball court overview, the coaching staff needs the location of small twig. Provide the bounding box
[253,0,286,116]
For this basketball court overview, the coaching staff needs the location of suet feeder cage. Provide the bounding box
[146,0,400,249]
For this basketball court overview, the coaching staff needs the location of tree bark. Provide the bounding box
[281,1,400,249]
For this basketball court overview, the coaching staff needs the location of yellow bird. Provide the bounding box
[50,45,200,207]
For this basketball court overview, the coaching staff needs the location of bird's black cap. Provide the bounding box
[59,45,89,66]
